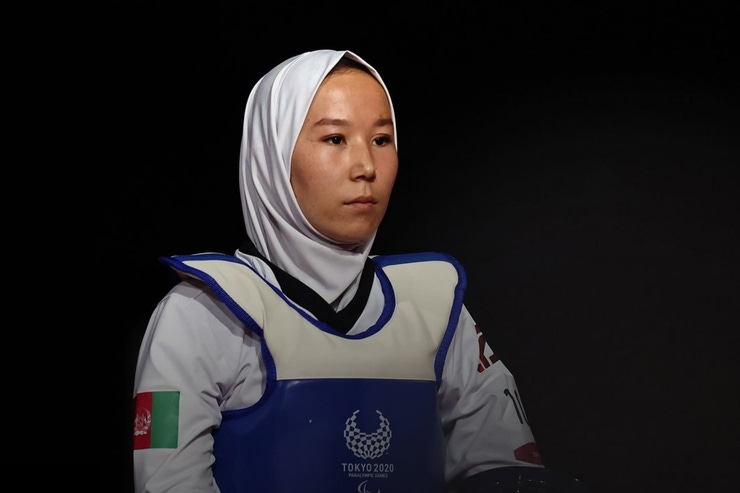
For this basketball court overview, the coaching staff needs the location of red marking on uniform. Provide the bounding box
[514,441,543,465]
[476,324,499,373]
[133,392,153,450]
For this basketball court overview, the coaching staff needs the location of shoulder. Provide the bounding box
[156,279,240,327]
[159,252,270,291]
[141,279,251,365]
[370,252,468,306]
[371,251,463,269]
[371,251,467,284]
[160,252,246,273]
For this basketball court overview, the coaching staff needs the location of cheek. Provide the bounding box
[293,146,340,183]
[292,168,330,199]
[291,143,323,185]
[291,166,331,218]
[290,154,317,193]
[379,161,399,192]
[289,170,311,208]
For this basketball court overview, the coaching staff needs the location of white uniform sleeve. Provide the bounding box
[132,280,264,493]
[439,304,544,484]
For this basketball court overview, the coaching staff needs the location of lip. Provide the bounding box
[345,196,378,211]
[346,196,378,205]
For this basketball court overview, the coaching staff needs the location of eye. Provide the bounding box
[373,135,392,146]
[325,135,344,145]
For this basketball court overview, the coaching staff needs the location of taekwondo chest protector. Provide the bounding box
[160,251,466,493]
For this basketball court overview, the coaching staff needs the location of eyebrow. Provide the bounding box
[313,117,394,128]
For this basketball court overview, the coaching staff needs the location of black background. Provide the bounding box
[47,3,739,492]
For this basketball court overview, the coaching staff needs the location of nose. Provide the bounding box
[350,144,376,181]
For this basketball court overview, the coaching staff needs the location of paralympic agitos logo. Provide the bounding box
[343,409,392,459]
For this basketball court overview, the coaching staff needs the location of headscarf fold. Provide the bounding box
[239,49,397,307]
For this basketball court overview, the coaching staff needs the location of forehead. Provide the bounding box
[314,70,389,103]
[321,68,382,87]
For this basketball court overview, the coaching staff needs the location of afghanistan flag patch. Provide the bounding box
[133,391,180,450]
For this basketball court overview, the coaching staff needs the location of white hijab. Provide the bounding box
[239,49,397,308]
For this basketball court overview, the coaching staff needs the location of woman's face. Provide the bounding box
[291,68,398,246]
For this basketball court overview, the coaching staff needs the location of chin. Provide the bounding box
[321,222,378,249]
[331,233,375,250]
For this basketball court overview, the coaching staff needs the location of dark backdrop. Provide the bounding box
[52,3,740,492]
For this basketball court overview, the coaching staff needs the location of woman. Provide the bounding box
[132,49,554,493]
